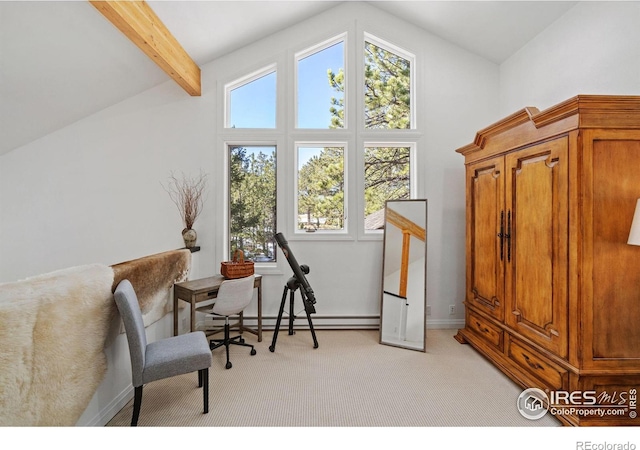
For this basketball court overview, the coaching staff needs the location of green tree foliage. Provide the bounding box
[362,42,411,214]
[297,147,344,230]
[328,68,345,129]
[328,41,411,130]
[364,147,410,216]
[363,41,411,130]
[326,40,412,221]
[229,147,276,259]
[229,39,412,242]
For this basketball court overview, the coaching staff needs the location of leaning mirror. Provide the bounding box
[380,199,427,351]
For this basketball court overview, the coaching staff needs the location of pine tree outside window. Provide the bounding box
[228,145,277,262]
[363,37,413,130]
[364,145,413,231]
[296,35,346,129]
[296,144,346,232]
[224,29,418,249]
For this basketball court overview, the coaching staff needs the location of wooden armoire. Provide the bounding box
[454,95,640,426]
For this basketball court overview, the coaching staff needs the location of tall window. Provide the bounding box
[228,145,277,262]
[296,144,346,232]
[360,36,415,232]
[226,66,277,129]
[296,36,345,129]
[364,38,413,129]
[224,30,418,245]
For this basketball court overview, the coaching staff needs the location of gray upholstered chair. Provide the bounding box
[206,275,257,369]
[114,279,212,426]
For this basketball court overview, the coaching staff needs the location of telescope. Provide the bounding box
[269,232,319,351]
[274,232,316,314]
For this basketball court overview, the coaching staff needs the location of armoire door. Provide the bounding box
[465,156,505,321]
[504,138,569,358]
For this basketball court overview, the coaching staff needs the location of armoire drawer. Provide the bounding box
[507,335,567,390]
[467,310,504,351]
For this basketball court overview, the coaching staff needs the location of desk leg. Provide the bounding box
[173,295,179,336]
[257,283,262,342]
[190,296,196,333]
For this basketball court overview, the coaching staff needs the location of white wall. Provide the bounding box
[500,1,640,114]
[69,0,640,427]
[12,0,640,427]
[0,1,501,425]
[205,2,499,327]
[0,81,216,280]
[0,2,498,330]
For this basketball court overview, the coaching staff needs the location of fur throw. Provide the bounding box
[0,264,115,426]
[111,249,191,328]
[0,250,191,425]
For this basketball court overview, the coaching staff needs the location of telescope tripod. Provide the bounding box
[269,277,319,352]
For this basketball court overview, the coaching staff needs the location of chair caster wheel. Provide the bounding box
[269,346,275,352]
[250,349,257,355]
[226,361,232,369]
[239,338,245,344]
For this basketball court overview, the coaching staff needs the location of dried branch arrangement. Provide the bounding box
[163,171,208,231]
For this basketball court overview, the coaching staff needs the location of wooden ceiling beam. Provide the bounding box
[90,0,201,96]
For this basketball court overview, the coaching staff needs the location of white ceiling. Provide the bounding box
[0,1,577,156]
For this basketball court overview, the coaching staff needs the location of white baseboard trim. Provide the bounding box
[426,319,465,329]
[77,385,133,426]
[198,315,464,331]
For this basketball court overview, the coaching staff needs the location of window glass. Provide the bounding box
[364,146,411,231]
[297,40,345,129]
[297,145,345,231]
[229,145,277,261]
[364,40,411,129]
[227,70,276,128]
[223,32,419,242]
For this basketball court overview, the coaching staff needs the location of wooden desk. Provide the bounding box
[173,274,262,342]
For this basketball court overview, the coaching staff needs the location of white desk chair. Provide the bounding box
[206,275,257,369]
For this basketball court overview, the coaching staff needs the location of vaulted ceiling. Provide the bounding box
[0,1,577,156]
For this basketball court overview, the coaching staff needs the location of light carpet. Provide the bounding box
[106,328,561,427]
